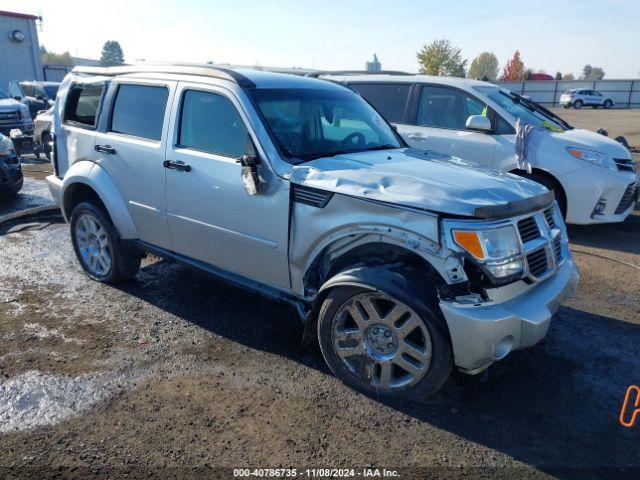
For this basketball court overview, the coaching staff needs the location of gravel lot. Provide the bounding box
[0,110,638,479]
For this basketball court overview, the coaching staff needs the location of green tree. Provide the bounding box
[581,64,605,80]
[554,72,562,80]
[417,39,466,77]
[41,48,74,66]
[563,73,575,80]
[500,50,525,81]
[100,40,125,67]
[523,68,533,81]
[467,52,499,81]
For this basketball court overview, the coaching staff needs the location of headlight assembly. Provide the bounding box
[451,225,524,280]
[566,146,616,170]
[0,135,15,156]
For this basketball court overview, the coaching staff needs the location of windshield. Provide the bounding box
[0,89,7,99]
[475,86,568,131]
[250,88,403,163]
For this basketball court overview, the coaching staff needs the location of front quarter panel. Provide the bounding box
[61,161,138,239]
[289,192,463,297]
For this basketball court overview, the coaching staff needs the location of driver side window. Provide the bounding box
[417,86,486,130]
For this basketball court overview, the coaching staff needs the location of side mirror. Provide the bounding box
[237,135,261,195]
[466,115,492,132]
[12,96,22,101]
[35,94,45,100]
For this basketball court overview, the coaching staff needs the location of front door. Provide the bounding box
[164,83,290,289]
[397,84,497,168]
[94,79,176,249]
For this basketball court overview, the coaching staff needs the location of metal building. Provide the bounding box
[0,10,43,94]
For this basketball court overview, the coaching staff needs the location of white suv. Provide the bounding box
[318,74,638,225]
[559,89,614,109]
[47,65,578,398]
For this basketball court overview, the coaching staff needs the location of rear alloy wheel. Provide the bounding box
[573,100,583,109]
[318,286,453,398]
[603,100,613,109]
[70,202,140,283]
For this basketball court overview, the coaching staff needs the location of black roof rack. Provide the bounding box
[71,64,256,88]
[306,70,412,78]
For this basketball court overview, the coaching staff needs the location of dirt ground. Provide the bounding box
[1,111,639,479]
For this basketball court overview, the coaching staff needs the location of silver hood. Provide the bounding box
[290,148,552,218]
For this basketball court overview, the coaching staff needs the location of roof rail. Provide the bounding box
[306,70,412,78]
[71,64,256,88]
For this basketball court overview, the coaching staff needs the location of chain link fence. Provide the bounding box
[495,79,640,108]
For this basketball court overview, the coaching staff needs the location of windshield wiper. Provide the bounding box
[365,144,401,151]
[511,92,572,130]
[298,144,401,162]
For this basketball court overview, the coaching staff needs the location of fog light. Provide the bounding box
[591,198,607,217]
[486,257,523,278]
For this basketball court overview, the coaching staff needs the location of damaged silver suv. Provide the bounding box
[47,65,579,398]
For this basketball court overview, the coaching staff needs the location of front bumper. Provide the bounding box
[0,155,23,193]
[0,121,34,136]
[439,258,579,373]
[561,165,638,224]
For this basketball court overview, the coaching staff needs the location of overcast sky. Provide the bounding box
[5,0,639,77]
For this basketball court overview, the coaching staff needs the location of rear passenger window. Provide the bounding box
[417,86,486,130]
[350,83,410,123]
[64,83,104,128]
[178,90,248,158]
[110,84,168,141]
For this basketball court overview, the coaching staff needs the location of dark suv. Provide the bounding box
[8,81,60,118]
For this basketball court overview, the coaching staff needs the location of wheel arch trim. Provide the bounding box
[61,161,138,239]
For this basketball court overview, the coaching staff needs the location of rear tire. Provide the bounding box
[70,201,140,283]
[317,280,453,399]
[0,176,23,197]
[573,100,583,109]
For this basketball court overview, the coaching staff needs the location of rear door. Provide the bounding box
[396,84,497,168]
[93,79,176,249]
[164,83,290,289]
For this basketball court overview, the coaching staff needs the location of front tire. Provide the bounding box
[603,100,613,109]
[573,100,583,109]
[520,171,567,219]
[70,202,140,283]
[317,283,453,399]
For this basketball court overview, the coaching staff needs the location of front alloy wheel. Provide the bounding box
[318,282,453,399]
[332,292,432,391]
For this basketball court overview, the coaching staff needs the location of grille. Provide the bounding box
[614,183,638,214]
[613,158,636,173]
[553,236,562,261]
[527,248,549,277]
[543,208,556,229]
[517,216,540,242]
[0,111,20,124]
[291,184,333,208]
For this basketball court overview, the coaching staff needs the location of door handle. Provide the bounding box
[163,160,191,172]
[95,144,116,155]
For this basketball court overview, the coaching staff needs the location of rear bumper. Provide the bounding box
[439,258,579,372]
[46,174,63,207]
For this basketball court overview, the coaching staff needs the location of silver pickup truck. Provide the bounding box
[47,65,579,398]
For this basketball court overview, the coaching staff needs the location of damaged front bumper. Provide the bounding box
[439,258,579,373]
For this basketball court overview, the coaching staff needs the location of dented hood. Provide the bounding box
[290,148,551,218]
